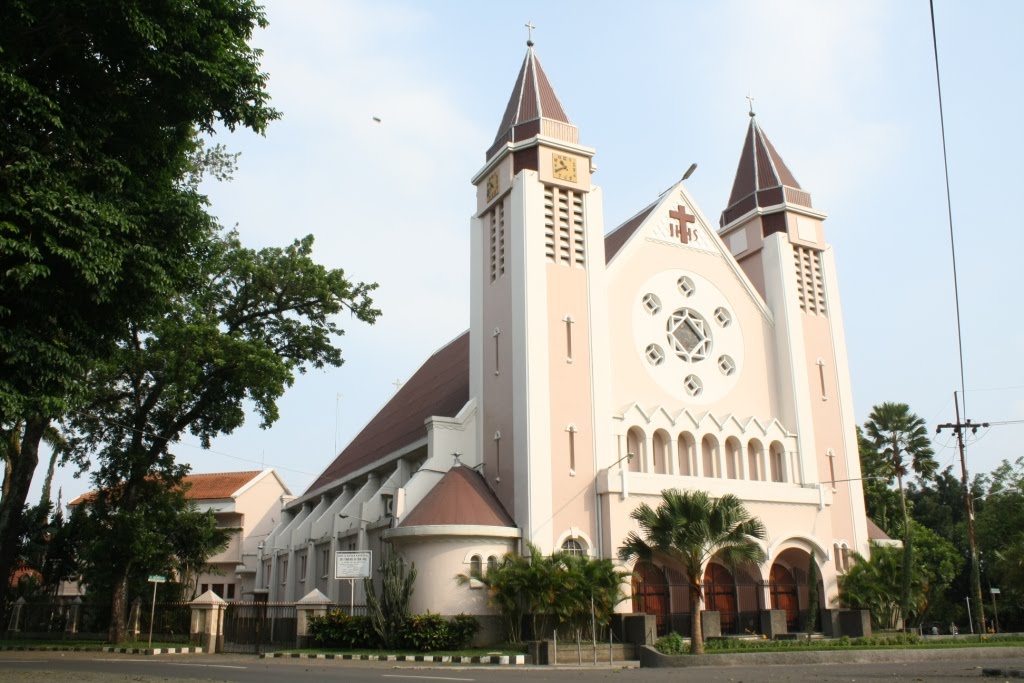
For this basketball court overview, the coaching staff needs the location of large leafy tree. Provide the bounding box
[0,0,279,602]
[857,426,902,536]
[863,402,936,627]
[618,489,766,655]
[65,231,378,641]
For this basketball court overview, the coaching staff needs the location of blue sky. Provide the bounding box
[40,1,1024,504]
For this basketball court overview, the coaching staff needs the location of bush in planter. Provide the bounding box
[654,632,688,655]
[400,613,482,651]
[309,610,375,648]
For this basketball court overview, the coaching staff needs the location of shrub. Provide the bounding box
[401,613,451,652]
[448,614,482,649]
[309,610,375,648]
[654,632,688,655]
[399,613,482,651]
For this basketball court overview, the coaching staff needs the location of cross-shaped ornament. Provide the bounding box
[669,205,697,244]
[525,21,536,45]
[746,94,756,117]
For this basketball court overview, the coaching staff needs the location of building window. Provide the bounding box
[817,358,828,401]
[227,584,236,600]
[677,276,695,297]
[645,344,665,366]
[561,539,585,557]
[280,559,288,586]
[666,308,712,363]
[299,553,307,581]
[470,555,482,576]
[564,315,574,362]
[320,547,329,579]
[487,555,498,573]
[493,327,500,375]
[567,424,577,475]
[642,293,661,315]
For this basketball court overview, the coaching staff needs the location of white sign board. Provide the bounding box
[147,575,167,583]
[335,550,372,579]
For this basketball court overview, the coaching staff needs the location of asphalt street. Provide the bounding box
[1,651,1023,682]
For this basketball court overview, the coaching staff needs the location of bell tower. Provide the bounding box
[469,39,609,554]
[718,112,869,554]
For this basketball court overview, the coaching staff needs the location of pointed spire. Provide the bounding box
[486,41,577,160]
[720,113,812,227]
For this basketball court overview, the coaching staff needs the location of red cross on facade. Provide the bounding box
[669,204,697,244]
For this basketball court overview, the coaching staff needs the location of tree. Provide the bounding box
[456,549,531,643]
[0,0,279,603]
[365,551,416,650]
[64,230,378,641]
[863,402,936,627]
[618,489,766,655]
[857,427,902,536]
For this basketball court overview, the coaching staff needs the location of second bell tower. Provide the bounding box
[469,41,609,554]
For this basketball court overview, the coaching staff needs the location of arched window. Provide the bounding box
[834,543,842,572]
[470,555,482,576]
[652,430,669,475]
[678,432,695,476]
[724,437,741,480]
[626,427,644,472]
[487,555,498,573]
[747,439,764,481]
[701,435,719,478]
[561,539,585,557]
[769,441,786,482]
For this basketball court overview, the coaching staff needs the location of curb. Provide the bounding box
[984,668,1024,679]
[261,652,527,665]
[0,645,203,655]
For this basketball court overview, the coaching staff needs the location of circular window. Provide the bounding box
[677,276,695,297]
[645,344,665,366]
[718,355,736,376]
[666,308,712,362]
[683,374,703,397]
[642,293,661,315]
[714,307,732,327]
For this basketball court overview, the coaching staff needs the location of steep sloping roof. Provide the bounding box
[69,470,265,506]
[487,45,576,160]
[866,518,891,541]
[720,115,812,226]
[305,332,469,494]
[604,202,658,264]
[400,466,514,528]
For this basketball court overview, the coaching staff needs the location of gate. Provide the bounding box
[222,602,297,654]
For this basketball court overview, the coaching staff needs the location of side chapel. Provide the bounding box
[257,39,877,638]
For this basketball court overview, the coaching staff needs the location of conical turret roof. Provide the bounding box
[721,115,812,227]
[486,44,578,160]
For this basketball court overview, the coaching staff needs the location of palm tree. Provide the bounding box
[863,402,936,628]
[618,489,766,654]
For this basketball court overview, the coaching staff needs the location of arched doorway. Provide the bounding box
[703,563,738,634]
[632,561,669,634]
[769,564,799,630]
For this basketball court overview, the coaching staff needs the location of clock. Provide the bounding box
[552,153,578,182]
[486,171,499,201]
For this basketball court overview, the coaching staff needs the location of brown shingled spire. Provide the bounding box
[486,44,578,161]
[720,115,812,227]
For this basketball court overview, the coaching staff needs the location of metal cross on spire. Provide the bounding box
[525,21,536,46]
[746,94,756,117]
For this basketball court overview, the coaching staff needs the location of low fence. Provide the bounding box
[222,602,297,654]
[4,598,190,642]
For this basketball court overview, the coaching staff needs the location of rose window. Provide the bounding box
[666,308,712,362]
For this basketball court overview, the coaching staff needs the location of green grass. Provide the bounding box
[694,633,1024,655]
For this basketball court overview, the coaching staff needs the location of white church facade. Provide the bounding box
[257,42,876,637]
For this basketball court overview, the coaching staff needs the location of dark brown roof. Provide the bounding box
[720,116,812,227]
[400,466,515,528]
[866,518,892,541]
[305,333,469,494]
[604,202,658,263]
[487,46,575,160]
[69,470,264,506]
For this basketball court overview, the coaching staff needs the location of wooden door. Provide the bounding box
[770,564,799,630]
[703,563,738,633]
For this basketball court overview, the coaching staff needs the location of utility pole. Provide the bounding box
[936,391,989,636]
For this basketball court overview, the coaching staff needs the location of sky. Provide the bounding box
[37,0,1024,506]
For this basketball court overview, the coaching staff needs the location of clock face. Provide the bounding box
[552,153,578,182]
[486,171,499,201]
[632,269,744,404]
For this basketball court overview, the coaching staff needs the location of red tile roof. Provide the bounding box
[400,466,515,528]
[604,202,658,264]
[305,333,469,495]
[866,518,892,541]
[69,470,264,506]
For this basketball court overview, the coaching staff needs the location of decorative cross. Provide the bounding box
[746,94,756,117]
[525,21,536,45]
[668,204,697,244]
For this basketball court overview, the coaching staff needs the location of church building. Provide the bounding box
[257,40,875,638]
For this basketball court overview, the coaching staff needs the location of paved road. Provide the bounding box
[1,651,1022,682]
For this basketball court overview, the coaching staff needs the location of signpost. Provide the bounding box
[991,587,1001,633]
[334,551,372,613]
[146,575,167,647]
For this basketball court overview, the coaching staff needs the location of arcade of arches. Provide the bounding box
[630,547,825,635]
